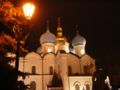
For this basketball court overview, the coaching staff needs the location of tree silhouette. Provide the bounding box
[0,28,26,90]
[0,0,24,24]
[92,69,110,90]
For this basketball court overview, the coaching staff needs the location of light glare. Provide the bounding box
[23,2,35,20]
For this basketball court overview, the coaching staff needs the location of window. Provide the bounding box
[75,84,80,90]
[50,66,53,75]
[86,84,90,90]
[73,81,80,90]
[84,65,89,75]
[30,81,36,90]
[68,66,72,75]
[32,66,36,74]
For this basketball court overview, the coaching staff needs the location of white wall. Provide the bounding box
[69,76,92,90]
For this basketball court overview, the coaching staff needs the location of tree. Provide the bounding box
[0,32,16,61]
[0,32,25,90]
[0,0,24,24]
[0,1,31,89]
[0,1,26,89]
[92,69,110,90]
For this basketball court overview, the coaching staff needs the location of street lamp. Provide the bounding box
[14,2,35,89]
[41,55,44,90]
[23,2,35,20]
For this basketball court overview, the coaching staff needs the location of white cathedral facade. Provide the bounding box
[11,18,96,90]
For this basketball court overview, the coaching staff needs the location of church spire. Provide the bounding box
[56,17,66,44]
[57,17,63,37]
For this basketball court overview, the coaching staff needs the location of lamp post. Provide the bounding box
[40,54,44,90]
[14,2,35,89]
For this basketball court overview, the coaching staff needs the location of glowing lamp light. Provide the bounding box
[23,2,35,20]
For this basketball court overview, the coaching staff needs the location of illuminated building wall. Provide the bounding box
[10,18,96,90]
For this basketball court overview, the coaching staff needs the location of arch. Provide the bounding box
[25,52,41,61]
[42,52,55,58]
[42,53,56,61]
[73,81,81,86]
[84,81,91,85]
[30,81,36,90]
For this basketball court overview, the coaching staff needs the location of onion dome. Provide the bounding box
[72,30,86,46]
[40,21,56,44]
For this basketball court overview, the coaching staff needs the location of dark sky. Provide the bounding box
[24,0,120,73]
[1,0,119,74]
[29,0,120,73]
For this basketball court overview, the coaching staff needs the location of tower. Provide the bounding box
[38,21,56,54]
[55,17,69,53]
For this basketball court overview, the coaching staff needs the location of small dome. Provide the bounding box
[72,33,86,46]
[40,30,56,44]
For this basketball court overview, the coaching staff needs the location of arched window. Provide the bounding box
[86,84,90,90]
[32,66,36,74]
[30,81,36,90]
[75,84,80,90]
[49,66,53,75]
[73,81,81,90]
[68,66,72,75]
[84,65,90,75]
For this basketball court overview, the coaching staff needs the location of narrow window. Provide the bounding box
[32,66,36,74]
[30,81,36,90]
[86,84,90,90]
[49,66,53,75]
[84,65,89,75]
[68,66,72,75]
[75,84,80,90]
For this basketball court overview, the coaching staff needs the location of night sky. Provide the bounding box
[1,0,120,74]
[24,0,120,74]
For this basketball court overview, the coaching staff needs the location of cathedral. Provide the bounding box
[11,18,96,90]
